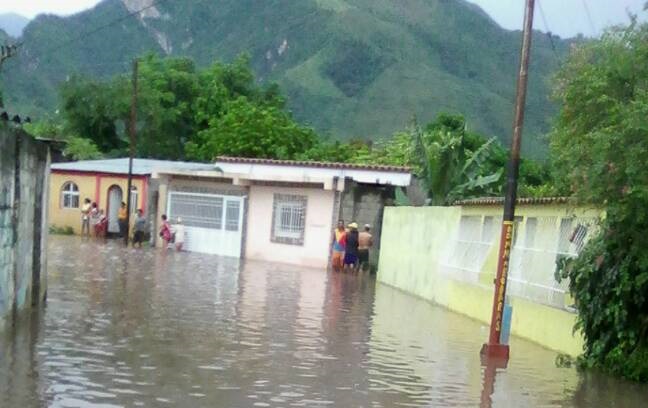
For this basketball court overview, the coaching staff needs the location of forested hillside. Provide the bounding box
[1,0,571,157]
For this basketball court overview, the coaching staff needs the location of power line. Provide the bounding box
[24,0,170,66]
[537,0,559,60]
[580,0,598,36]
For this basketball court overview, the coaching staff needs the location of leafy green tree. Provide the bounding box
[186,97,318,161]
[63,137,103,160]
[60,76,124,153]
[135,54,199,159]
[552,21,648,381]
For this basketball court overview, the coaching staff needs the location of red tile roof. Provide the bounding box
[216,156,411,173]
[454,197,571,206]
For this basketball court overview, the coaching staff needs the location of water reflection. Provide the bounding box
[0,236,646,407]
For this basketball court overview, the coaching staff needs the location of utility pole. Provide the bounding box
[481,0,535,361]
[124,59,138,246]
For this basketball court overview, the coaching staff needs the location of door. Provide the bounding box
[167,192,244,257]
[107,185,123,234]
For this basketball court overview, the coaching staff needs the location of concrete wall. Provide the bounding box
[0,126,50,331]
[377,205,596,356]
[246,185,335,268]
[338,182,395,267]
[48,172,147,234]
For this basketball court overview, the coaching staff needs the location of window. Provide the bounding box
[271,194,307,245]
[61,182,80,209]
[225,200,241,231]
[129,186,138,213]
[481,216,496,243]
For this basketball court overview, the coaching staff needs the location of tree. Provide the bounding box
[186,97,318,161]
[60,76,124,154]
[135,54,199,159]
[552,21,648,381]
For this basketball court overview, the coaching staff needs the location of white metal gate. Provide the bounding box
[167,192,244,257]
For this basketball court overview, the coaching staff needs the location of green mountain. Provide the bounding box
[1,0,570,157]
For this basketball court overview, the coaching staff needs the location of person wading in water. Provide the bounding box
[331,220,346,272]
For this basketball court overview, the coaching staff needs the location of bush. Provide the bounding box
[551,22,648,381]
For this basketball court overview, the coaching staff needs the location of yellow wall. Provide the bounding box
[377,204,599,356]
[48,172,146,234]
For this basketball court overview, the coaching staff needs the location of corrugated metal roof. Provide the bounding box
[454,197,571,206]
[51,158,216,176]
[216,156,411,173]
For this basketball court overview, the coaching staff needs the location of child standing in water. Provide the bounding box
[159,214,172,250]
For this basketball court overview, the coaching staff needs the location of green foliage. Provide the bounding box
[551,22,648,382]
[60,76,125,153]
[135,54,200,159]
[187,97,318,161]
[23,120,64,140]
[63,137,102,160]
[57,53,301,161]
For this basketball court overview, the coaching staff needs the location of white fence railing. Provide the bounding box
[441,213,597,310]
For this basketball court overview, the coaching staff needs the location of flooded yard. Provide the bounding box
[1,236,646,407]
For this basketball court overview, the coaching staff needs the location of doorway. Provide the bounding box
[107,185,123,234]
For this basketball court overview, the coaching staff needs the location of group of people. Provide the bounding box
[331,220,373,272]
[80,198,108,238]
[79,198,148,247]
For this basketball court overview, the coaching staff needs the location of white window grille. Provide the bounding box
[441,215,500,283]
[169,193,223,229]
[271,194,307,245]
[61,182,80,209]
[225,200,241,231]
[507,216,598,310]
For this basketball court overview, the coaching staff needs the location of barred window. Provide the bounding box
[225,200,241,231]
[61,182,80,209]
[271,194,307,245]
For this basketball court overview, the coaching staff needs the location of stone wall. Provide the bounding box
[338,181,395,267]
[0,125,50,331]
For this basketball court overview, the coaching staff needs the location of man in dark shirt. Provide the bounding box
[344,222,360,272]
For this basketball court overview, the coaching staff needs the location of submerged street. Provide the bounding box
[1,236,647,407]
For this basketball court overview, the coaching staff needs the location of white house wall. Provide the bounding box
[245,185,335,269]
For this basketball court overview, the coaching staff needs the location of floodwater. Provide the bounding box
[1,237,647,407]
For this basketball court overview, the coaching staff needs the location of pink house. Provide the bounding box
[152,157,412,268]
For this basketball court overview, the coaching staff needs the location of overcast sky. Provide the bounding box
[0,0,645,38]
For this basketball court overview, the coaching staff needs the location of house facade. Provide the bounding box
[49,159,214,234]
[153,157,412,268]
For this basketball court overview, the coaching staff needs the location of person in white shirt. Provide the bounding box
[173,217,185,251]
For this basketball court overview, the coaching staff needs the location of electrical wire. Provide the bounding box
[537,0,560,60]
[22,0,170,66]
[580,0,598,36]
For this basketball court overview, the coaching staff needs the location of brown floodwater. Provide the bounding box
[1,236,647,407]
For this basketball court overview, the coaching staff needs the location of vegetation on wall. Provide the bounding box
[552,20,648,382]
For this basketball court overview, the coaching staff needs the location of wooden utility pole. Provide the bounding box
[481,0,535,362]
[124,59,138,246]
